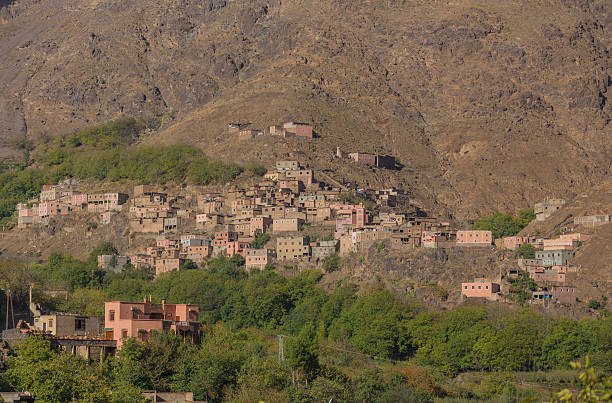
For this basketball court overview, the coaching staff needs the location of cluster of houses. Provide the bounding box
[15,160,607,310]
[232,121,315,140]
[16,180,128,228]
[461,232,589,306]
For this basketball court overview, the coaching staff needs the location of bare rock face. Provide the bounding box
[0,0,610,216]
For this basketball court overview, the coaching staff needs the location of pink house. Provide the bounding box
[71,193,88,207]
[245,249,275,271]
[461,280,500,299]
[283,122,313,138]
[104,299,200,349]
[38,202,61,218]
[334,206,370,238]
[457,230,492,245]
[503,236,527,250]
[226,241,251,258]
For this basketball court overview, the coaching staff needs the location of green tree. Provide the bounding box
[5,336,112,402]
[250,233,271,249]
[517,243,536,259]
[286,322,320,384]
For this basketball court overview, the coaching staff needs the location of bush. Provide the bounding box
[473,208,535,239]
[517,243,536,259]
[322,255,341,273]
[588,300,602,310]
[250,233,270,249]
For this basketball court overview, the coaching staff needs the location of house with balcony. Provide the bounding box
[104,299,200,349]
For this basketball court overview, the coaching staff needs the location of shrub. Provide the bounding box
[517,243,536,259]
[473,208,535,239]
[588,300,602,310]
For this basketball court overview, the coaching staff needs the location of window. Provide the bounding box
[109,310,115,321]
[478,286,481,289]
[121,329,128,339]
[75,318,86,331]
[464,286,467,289]
[49,319,54,327]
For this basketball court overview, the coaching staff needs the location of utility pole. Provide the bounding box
[277,334,285,363]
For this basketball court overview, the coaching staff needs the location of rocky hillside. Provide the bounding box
[1,0,610,218]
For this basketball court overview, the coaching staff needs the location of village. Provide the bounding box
[14,155,610,310]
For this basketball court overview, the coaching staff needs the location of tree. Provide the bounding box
[322,255,341,273]
[286,322,320,384]
[250,233,270,249]
[473,209,535,239]
[588,300,602,310]
[5,336,112,402]
[517,243,536,259]
[180,259,198,270]
[554,356,612,402]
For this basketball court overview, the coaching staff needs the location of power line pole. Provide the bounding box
[277,334,285,363]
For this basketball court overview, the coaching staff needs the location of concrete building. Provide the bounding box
[535,250,575,266]
[534,199,565,221]
[574,215,610,227]
[456,230,492,246]
[104,299,200,349]
[461,280,500,299]
[311,240,339,260]
[226,241,251,258]
[276,236,310,261]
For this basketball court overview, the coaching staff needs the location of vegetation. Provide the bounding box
[473,208,535,239]
[0,118,251,228]
[250,233,271,249]
[507,272,538,304]
[2,247,611,401]
[518,243,536,259]
[554,357,612,402]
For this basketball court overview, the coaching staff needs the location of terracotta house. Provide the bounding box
[245,249,275,271]
[551,286,577,304]
[456,230,492,246]
[104,299,200,349]
[461,280,500,299]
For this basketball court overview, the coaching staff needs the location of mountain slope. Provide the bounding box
[1,0,610,217]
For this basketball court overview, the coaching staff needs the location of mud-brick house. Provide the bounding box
[534,199,565,221]
[311,240,339,260]
[34,313,104,338]
[283,122,313,138]
[273,218,302,233]
[245,249,276,271]
[276,236,310,261]
[551,286,577,304]
[155,258,183,277]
